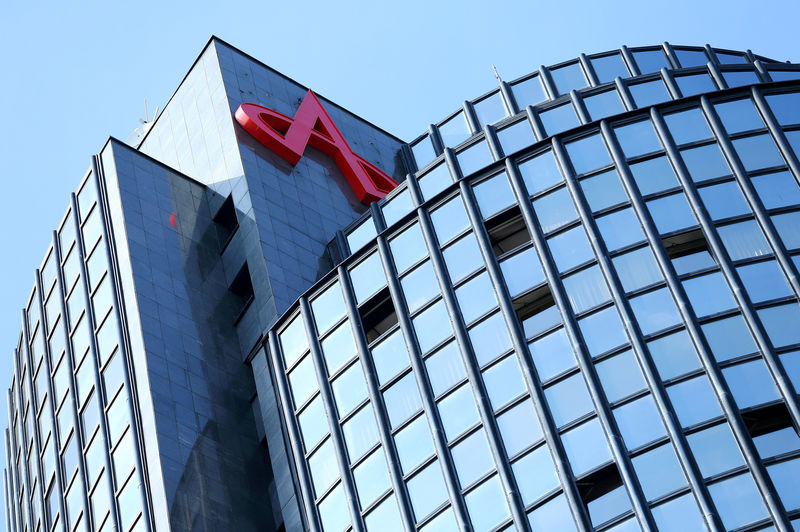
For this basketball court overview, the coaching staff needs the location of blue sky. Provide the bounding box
[1,0,799,525]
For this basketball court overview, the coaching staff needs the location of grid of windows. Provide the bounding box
[274,69,800,531]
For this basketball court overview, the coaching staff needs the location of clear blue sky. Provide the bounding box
[1,0,799,526]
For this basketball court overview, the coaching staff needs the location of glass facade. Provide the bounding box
[5,39,800,532]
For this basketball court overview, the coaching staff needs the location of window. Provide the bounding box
[497,400,544,457]
[452,429,495,487]
[551,62,588,95]
[562,418,613,476]
[665,108,712,145]
[596,349,646,403]
[767,458,800,511]
[455,272,497,324]
[529,327,577,382]
[566,134,611,175]
[701,315,757,362]
[464,475,511,531]
[311,282,345,335]
[675,73,716,97]
[342,403,380,462]
[426,342,467,396]
[390,223,428,274]
[737,260,792,303]
[383,373,422,428]
[527,494,579,532]
[382,187,414,228]
[772,211,800,249]
[615,120,661,157]
[411,136,436,171]
[580,169,627,211]
[585,90,626,121]
[545,373,594,427]
[402,261,439,314]
[547,225,594,271]
[629,80,671,108]
[499,247,545,297]
[733,134,784,171]
[512,75,547,108]
[758,303,800,348]
[675,48,708,68]
[518,150,563,196]
[633,49,668,74]
[350,252,387,305]
[437,384,480,440]
[365,496,403,532]
[497,119,535,156]
[371,329,410,386]
[513,445,559,505]
[443,233,484,282]
[631,444,687,500]
[407,461,449,521]
[308,438,338,495]
[474,171,517,219]
[715,99,763,134]
[418,163,453,200]
[354,448,391,508]
[394,414,435,474]
[579,306,628,357]
[540,103,580,135]
[469,313,512,366]
[717,219,771,260]
[687,423,745,478]
[681,143,730,183]
[630,156,679,196]
[457,140,493,177]
[682,271,736,317]
[320,321,356,375]
[532,187,578,234]
[359,288,397,344]
[438,111,471,148]
[708,473,769,530]
[331,362,368,417]
[751,170,800,209]
[667,375,722,427]
[212,194,238,250]
[650,493,706,531]
[483,355,526,410]
[613,395,666,450]
[647,193,697,234]
[597,208,645,251]
[724,359,780,409]
[299,396,329,450]
[613,247,662,292]
[591,53,629,83]
[318,484,350,531]
[563,265,611,314]
[699,181,751,220]
[289,356,317,406]
[474,91,507,127]
[486,207,530,257]
[766,92,800,126]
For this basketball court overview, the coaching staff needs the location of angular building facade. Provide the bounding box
[4,38,800,532]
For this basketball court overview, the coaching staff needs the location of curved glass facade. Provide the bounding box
[266,45,800,531]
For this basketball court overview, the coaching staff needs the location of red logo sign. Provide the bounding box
[235,90,398,204]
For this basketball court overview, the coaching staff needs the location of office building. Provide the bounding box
[5,38,800,532]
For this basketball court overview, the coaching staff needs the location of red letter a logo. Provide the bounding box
[235,90,399,204]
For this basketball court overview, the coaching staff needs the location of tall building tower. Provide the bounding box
[5,38,800,532]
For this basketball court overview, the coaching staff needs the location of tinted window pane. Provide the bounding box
[394,415,435,474]
[631,287,681,335]
[342,404,379,461]
[365,496,403,532]
[474,172,516,218]
[498,120,535,155]
[592,53,629,83]
[371,329,410,386]
[613,247,662,292]
[391,223,428,274]
[681,143,730,182]
[550,62,587,95]
[751,171,800,209]
[614,395,666,450]
[579,306,628,356]
[675,48,708,68]
[533,187,578,233]
[309,439,338,495]
[318,484,349,531]
[651,493,706,532]
[585,90,625,121]
[708,473,769,530]
[332,362,368,417]
[597,208,645,251]
[629,80,671,108]
[452,429,495,487]
[529,328,577,381]
[289,356,317,406]
[470,313,513,366]
[596,349,646,402]
[407,461,449,521]
[321,321,356,375]
[647,193,697,234]
[723,70,760,88]
[630,156,679,196]
[426,342,467,396]
[354,448,391,508]
[500,247,545,297]
[351,252,386,304]
[632,444,687,500]
[665,108,712,145]
[465,476,511,531]
[280,316,308,367]
[737,260,792,303]
[383,373,422,428]
[497,401,543,457]
[540,103,580,135]
[773,211,800,249]
[518,151,563,196]
[587,485,632,527]
[615,120,661,157]
[687,423,745,478]
[512,76,547,108]
[733,134,784,171]
[458,141,493,177]
[767,459,800,511]
[676,73,716,96]
[438,384,480,440]
[513,445,559,505]
[701,315,757,362]
[402,261,440,314]
[548,225,594,272]
[455,272,497,324]
[758,303,800,348]
[483,355,526,410]
[527,494,579,532]
[566,134,611,175]
[418,163,453,201]
[545,373,594,427]
[563,265,611,314]
[715,98,763,134]
[580,169,627,211]
[634,49,668,74]
[718,219,771,260]
[724,359,780,409]
[682,272,736,318]
[561,418,612,476]
[474,92,507,127]
[382,188,414,227]
[438,112,471,147]
[412,136,436,171]
[667,375,722,427]
[699,181,750,220]
[766,92,800,126]
[443,233,484,283]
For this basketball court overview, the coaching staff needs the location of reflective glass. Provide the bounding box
[701,315,757,362]
[308,438,338,496]
[614,395,666,450]
[391,223,428,274]
[688,422,745,478]
[382,188,414,228]
[579,306,628,356]
[715,98,763,134]
[371,329,410,386]
[455,272,497,324]
[563,265,611,314]
[667,375,722,427]
[512,75,547,107]
[767,459,800,511]
[681,143,730,182]
[724,359,780,409]
[407,461,449,521]
[474,91,507,127]
[613,247,662,292]
[498,119,535,156]
[615,120,661,157]
[342,404,379,461]
[566,134,611,175]
[596,349,646,403]
[332,362,368,417]
[547,225,594,271]
[647,193,697,234]
[630,156,679,196]
[733,134,784,171]
[402,261,439,314]
[629,80,671,108]
[723,70,760,88]
[533,187,578,233]
[438,111,471,147]
[672,250,716,275]
[351,252,386,304]
[545,373,593,427]
[443,233,484,283]
[675,48,708,68]
[464,475,511,531]
[522,303,562,340]
[500,247,545,297]
[551,62,587,95]
[676,73,716,96]
[718,219,771,260]
[365,496,403,532]
[319,484,350,532]
[562,418,613,476]
[634,49,668,74]
[483,355,526,410]
[666,108,712,145]
[758,303,800,348]
[738,260,792,303]
[682,271,736,317]
[773,211,800,249]
[527,494,579,532]
[354,448,391,508]
[474,172,517,218]
[497,400,544,457]
[699,181,750,220]
[299,396,328,450]
[321,321,356,375]
[438,384,480,440]
[580,169,627,211]
[412,136,436,171]
[518,150,562,196]
[426,342,467,397]
[592,53,629,82]
[395,414,435,474]
[452,429,495,487]
[420,508,458,532]
[458,140,493,177]
[383,373,422,428]
[631,287,681,335]
[513,445,559,505]
[469,313,513,366]
[587,485,632,527]
[708,473,768,530]
[585,90,625,121]
[540,103,580,136]
[597,208,645,251]
[754,426,800,459]
[311,282,346,335]
[529,328,577,381]
[430,197,469,249]
[751,171,800,209]
[650,493,706,532]
[632,444,687,500]
[766,92,800,126]
[280,315,308,367]
[418,163,453,200]
[289,356,317,406]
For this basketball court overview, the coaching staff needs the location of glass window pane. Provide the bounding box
[371,329,410,386]
[513,445,559,505]
[715,99,763,134]
[738,260,792,303]
[512,75,547,108]
[733,134,784,171]
[676,73,717,97]
[579,306,628,357]
[383,373,422,428]
[412,136,436,171]
[527,494,579,532]
[299,396,329,450]
[580,169,627,211]
[758,303,800,348]
[667,375,722,427]
[540,103,580,135]
[474,172,517,219]
[699,181,751,220]
[452,429,495,487]
[718,219,771,260]
[457,140,493,177]
[701,315,757,362]
[354,448,391,508]
[455,272,497,325]
[630,287,682,336]
[723,70,760,88]
[665,108,712,145]
[500,247,545,297]
[289,356,317,406]
[615,120,661,157]
[585,90,626,121]
[562,265,611,314]
[613,247,662,292]
[443,233,484,283]
[497,400,543,457]
[708,473,769,530]
[418,163,453,201]
[351,252,386,304]
[426,342,467,397]
[308,438,338,495]
[634,49,668,74]
[767,458,800,511]
[551,62,587,95]
[562,418,613,476]
[630,156,679,196]
[280,315,308,367]
[420,508,458,532]
[545,373,594,427]
[438,384,480,440]
[483,355,526,410]
[651,493,706,532]
[402,261,440,314]
[365,496,403,532]
[681,143,730,183]
[533,187,578,233]
[632,444,687,500]
[390,223,428,274]
[675,48,708,68]
[724,359,780,409]
[311,282,346,335]
[597,208,645,251]
[464,475,511,531]
[596,349,646,403]
[766,92,800,126]
[331,362,368,417]
[407,461,449,521]
[751,170,800,209]
[382,188,414,228]
[319,484,350,532]
[347,217,376,253]
[773,211,800,250]
[474,92,507,127]
[321,321,356,375]
[394,414,435,474]
[688,423,745,478]
[498,120,535,156]
[438,111,471,148]
[614,395,666,450]
[548,225,594,272]
[587,485,632,528]
[682,271,736,318]
[629,80,671,108]
[566,134,611,175]
[342,403,379,462]
[469,313,513,366]
[519,150,562,196]
[592,53,629,83]
[647,193,697,234]
[529,328,577,381]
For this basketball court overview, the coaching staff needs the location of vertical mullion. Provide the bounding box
[9,373,33,532]
[699,96,800,425]
[4,460,15,532]
[50,236,93,531]
[459,172,593,532]
[596,121,726,530]
[336,265,416,531]
[412,157,530,532]
[5,430,18,532]
[298,297,366,532]
[267,330,322,532]
[374,235,471,531]
[548,137,656,531]
[69,194,122,532]
[650,108,793,531]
